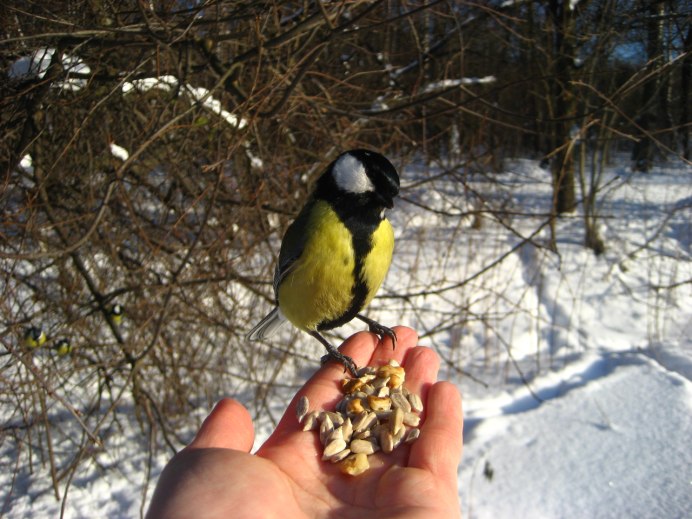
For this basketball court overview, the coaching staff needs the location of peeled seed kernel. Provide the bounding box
[388,374,404,389]
[367,395,392,412]
[342,378,364,394]
[346,398,365,415]
[377,365,404,380]
[340,453,369,476]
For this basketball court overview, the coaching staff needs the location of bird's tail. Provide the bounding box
[246,307,287,341]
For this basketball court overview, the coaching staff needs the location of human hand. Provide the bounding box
[146,327,463,518]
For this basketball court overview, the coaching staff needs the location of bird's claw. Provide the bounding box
[356,314,397,350]
[320,351,359,377]
[369,323,397,350]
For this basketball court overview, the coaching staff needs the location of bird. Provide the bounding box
[247,149,400,376]
[24,326,47,348]
[109,304,123,325]
[54,338,72,356]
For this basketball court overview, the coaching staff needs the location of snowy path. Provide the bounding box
[460,352,692,518]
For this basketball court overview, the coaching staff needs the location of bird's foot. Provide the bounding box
[310,331,359,377]
[320,351,359,378]
[356,314,397,350]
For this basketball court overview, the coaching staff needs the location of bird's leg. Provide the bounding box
[309,331,359,377]
[356,314,397,350]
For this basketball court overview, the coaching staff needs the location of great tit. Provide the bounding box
[24,326,47,348]
[54,338,72,356]
[247,149,400,375]
[109,304,123,325]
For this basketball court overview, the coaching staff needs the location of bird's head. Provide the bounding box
[318,149,400,211]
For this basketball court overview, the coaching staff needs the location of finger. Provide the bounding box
[400,345,440,400]
[187,398,255,452]
[408,381,463,483]
[368,326,419,367]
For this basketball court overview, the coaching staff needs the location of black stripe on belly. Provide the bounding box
[317,208,379,331]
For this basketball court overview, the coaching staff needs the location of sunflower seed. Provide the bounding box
[407,392,424,413]
[390,407,404,435]
[390,391,411,413]
[301,411,319,432]
[326,411,344,426]
[349,438,377,455]
[319,414,334,445]
[341,417,353,442]
[327,426,344,443]
[379,429,395,453]
[376,386,390,398]
[296,395,310,423]
[353,411,377,434]
[323,438,347,458]
[404,428,420,444]
[297,359,424,475]
[403,412,420,427]
[325,447,351,463]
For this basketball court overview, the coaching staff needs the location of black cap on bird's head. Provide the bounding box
[26,326,42,341]
[318,149,400,210]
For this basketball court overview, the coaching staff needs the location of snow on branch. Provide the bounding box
[122,75,248,130]
[422,76,496,94]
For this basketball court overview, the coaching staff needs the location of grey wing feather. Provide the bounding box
[246,307,288,341]
[249,201,313,341]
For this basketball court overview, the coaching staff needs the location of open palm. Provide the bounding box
[147,327,463,518]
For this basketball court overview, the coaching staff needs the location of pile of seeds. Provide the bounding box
[296,359,423,476]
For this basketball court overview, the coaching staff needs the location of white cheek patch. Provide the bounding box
[333,153,375,194]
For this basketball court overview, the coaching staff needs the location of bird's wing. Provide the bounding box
[273,199,314,298]
[246,307,287,340]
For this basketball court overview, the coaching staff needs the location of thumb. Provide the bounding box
[188,398,255,452]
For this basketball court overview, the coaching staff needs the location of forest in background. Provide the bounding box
[1,0,689,512]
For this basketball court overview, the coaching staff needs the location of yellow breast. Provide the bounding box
[277,201,394,332]
[360,217,394,308]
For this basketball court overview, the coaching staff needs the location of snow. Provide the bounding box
[8,48,90,91]
[422,76,496,93]
[2,156,691,517]
[109,143,130,162]
[122,76,247,129]
[462,354,692,518]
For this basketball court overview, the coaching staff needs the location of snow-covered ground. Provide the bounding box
[2,156,690,517]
